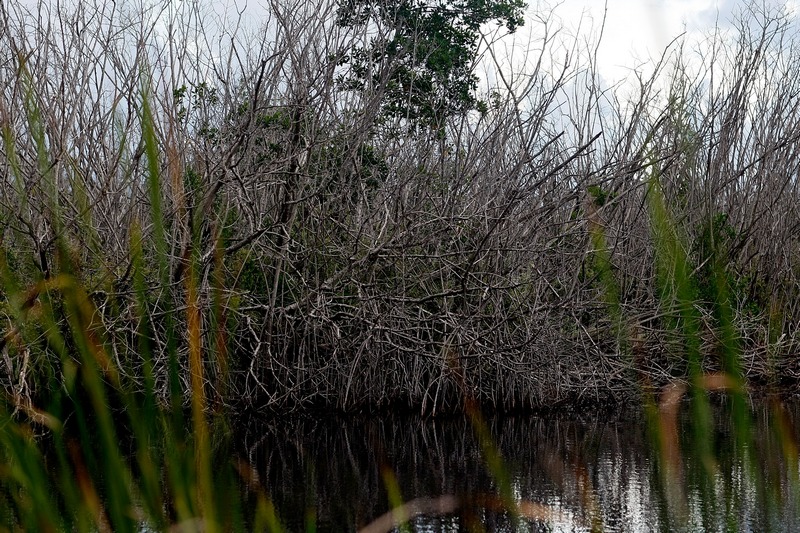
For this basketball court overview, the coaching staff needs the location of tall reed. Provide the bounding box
[0,0,799,529]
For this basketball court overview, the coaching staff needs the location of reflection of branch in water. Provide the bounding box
[233,413,656,530]
[658,372,744,472]
[357,493,586,533]
[656,372,745,522]
[358,495,459,533]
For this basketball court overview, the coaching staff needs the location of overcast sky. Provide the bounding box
[13,0,800,96]
[548,0,799,83]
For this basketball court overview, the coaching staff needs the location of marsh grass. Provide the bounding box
[0,86,236,532]
[1,0,800,530]
[1,0,799,414]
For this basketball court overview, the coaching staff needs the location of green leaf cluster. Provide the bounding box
[336,0,526,128]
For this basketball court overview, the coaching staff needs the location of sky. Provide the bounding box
[11,0,800,97]
[545,0,799,83]
[181,0,798,74]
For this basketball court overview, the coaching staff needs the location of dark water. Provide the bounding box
[237,400,800,532]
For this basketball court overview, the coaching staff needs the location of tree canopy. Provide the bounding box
[336,0,526,128]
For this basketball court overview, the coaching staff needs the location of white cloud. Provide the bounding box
[544,0,798,84]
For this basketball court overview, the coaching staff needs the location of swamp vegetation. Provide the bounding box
[1,0,800,530]
[1,0,799,413]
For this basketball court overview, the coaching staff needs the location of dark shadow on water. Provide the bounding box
[233,400,800,532]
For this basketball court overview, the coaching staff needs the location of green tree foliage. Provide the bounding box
[335,0,526,128]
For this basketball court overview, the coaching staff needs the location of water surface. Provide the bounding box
[238,400,800,532]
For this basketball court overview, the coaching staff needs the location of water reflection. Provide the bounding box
[236,400,800,532]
